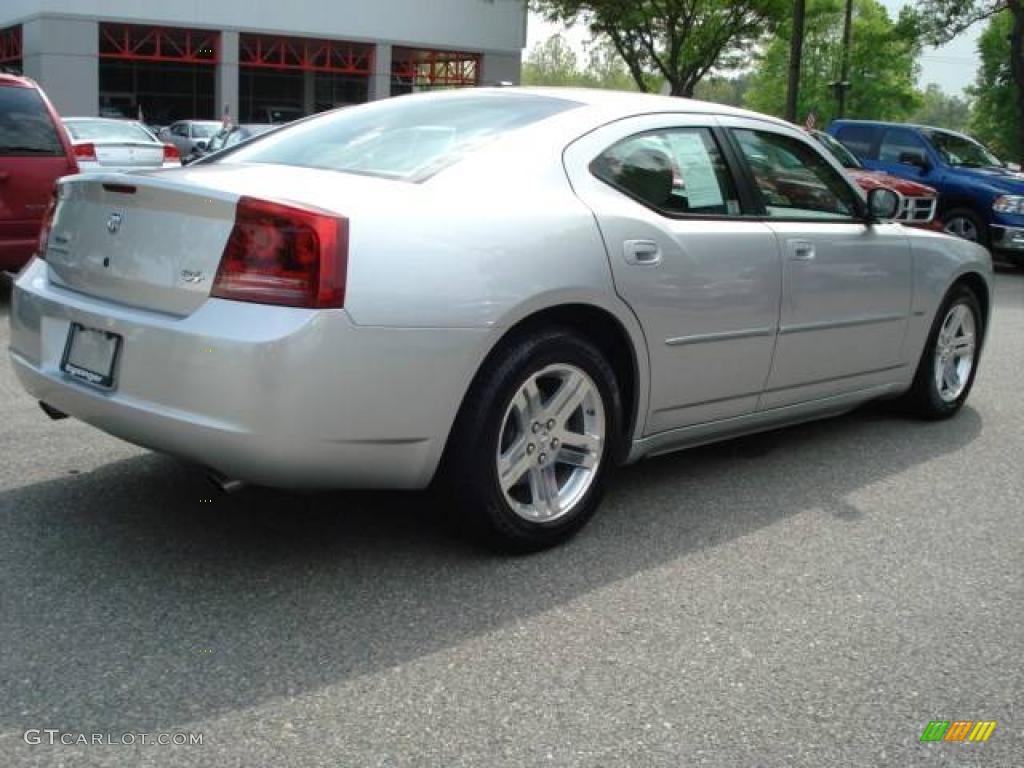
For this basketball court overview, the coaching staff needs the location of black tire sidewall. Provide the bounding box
[909,285,984,419]
[944,208,990,249]
[447,329,623,551]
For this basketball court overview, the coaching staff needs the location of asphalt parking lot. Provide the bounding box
[0,270,1022,767]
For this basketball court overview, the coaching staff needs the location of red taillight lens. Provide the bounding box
[162,143,180,162]
[211,197,348,309]
[73,142,97,161]
[36,188,58,261]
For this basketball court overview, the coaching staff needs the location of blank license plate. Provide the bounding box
[61,323,121,388]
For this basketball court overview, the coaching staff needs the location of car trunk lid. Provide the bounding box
[44,174,238,316]
[88,141,165,168]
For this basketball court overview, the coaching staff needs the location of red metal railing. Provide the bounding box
[0,25,21,65]
[392,47,480,88]
[99,23,218,64]
[239,34,372,74]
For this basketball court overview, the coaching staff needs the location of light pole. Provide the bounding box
[834,0,854,118]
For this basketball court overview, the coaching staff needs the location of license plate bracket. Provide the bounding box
[61,323,122,389]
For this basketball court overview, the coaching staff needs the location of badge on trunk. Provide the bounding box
[106,212,122,234]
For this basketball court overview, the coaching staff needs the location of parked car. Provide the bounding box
[10,89,992,551]
[182,124,274,164]
[0,72,78,272]
[808,130,941,230]
[257,106,304,125]
[829,120,1024,263]
[158,120,221,156]
[63,118,181,172]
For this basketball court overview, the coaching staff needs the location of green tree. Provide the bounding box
[693,75,753,107]
[913,0,1023,164]
[521,34,588,87]
[968,10,1022,161]
[745,0,921,126]
[911,83,973,132]
[530,0,788,97]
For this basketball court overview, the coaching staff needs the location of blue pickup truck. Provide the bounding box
[828,120,1024,265]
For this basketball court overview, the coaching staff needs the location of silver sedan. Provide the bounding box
[9,89,992,551]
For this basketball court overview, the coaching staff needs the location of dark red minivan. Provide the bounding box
[0,73,78,272]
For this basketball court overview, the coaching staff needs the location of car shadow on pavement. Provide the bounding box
[0,398,982,735]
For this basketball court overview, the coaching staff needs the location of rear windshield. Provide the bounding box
[221,92,580,181]
[0,85,64,156]
[65,120,155,143]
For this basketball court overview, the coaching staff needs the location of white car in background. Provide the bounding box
[63,118,181,172]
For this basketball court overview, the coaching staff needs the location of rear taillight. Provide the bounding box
[73,143,97,162]
[211,197,348,309]
[36,188,58,261]
[163,143,180,162]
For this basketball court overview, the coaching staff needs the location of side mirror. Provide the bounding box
[899,151,930,171]
[867,187,903,223]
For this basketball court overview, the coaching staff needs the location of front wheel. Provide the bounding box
[901,284,983,420]
[943,208,990,249]
[442,328,622,552]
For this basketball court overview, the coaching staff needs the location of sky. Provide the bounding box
[526,0,983,95]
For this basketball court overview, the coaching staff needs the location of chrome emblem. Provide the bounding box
[106,212,122,234]
[181,269,205,284]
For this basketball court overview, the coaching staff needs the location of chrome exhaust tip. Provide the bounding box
[39,401,69,420]
[206,470,246,494]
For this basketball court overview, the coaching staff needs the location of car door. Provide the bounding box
[723,119,913,409]
[564,115,782,434]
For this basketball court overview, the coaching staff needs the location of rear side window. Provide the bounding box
[879,128,929,164]
[591,128,741,216]
[834,124,878,159]
[0,85,64,156]
[223,92,580,181]
[732,129,860,220]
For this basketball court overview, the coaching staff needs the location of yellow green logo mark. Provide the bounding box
[920,720,997,742]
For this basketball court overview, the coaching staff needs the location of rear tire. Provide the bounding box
[442,328,622,553]
[900,284,983,420]
[942,208,990,250]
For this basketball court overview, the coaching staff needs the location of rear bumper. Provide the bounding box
[8,259,491,489]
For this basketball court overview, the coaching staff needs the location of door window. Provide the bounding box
[590,128,741,217]
[732,129,860,220]
[834,124,878,158]
[879,128,929,165]
[170,123,188,137]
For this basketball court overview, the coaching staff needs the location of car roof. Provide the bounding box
[509,86,793,127]
[831,119,977,142]
[0,72,36,89]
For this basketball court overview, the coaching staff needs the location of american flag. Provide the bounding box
[804,111,818,131]
[222,103,234,129]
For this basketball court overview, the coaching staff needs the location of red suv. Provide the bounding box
[0,73,78,272]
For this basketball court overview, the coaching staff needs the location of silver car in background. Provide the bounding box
[9,89,992,551]
[63,117,181,172]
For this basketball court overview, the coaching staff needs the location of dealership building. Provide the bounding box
[0,0,526,123]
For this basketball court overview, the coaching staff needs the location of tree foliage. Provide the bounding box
[969,10,1023,160]
[911,83,973,132]
[521,34,638,90]
[745,0,921,126]
[529,0,789,97]
[914,0,1024,160]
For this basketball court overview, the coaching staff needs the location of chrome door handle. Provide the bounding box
[623,239,662,266]
[788,239,816,261]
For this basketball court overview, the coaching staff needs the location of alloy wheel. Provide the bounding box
[496,364,605,523]
[933,302,976,403]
